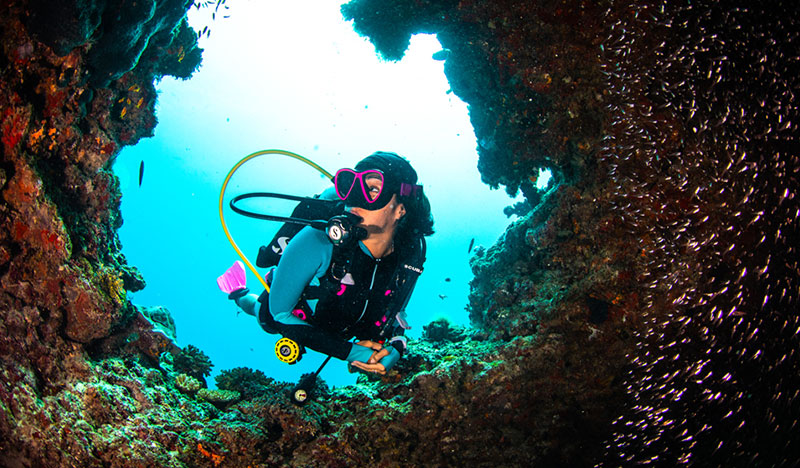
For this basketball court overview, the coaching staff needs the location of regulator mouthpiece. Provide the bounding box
[326,212,367,246]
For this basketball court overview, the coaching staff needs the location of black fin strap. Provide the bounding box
[228,288,250,301]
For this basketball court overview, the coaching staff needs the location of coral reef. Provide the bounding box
[421,317,469,342]
[175,373,202,395]
[215,367,277,400]
[345,0,608,192]
[90,303,180,365]
[173,344,213,384]
[96,263,127,305]
[1,0,798,466]
[25,0,203,86]
[343,0,798,465]
[197,388,241,409]
[140,305,178,341]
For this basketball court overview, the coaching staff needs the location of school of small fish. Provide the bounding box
[596,1,799,465]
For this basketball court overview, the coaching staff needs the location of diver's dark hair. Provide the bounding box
[354,151,434,242]
[396,186,434,242]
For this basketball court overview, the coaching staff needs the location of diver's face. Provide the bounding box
[348,194,405,236]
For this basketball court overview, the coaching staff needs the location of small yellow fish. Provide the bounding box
[136,97,144,108]
[120,107,127,118]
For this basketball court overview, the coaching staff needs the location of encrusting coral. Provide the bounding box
[421,317,469,343]
[175,373,202,395]
[97,263,127,305]
[197,389,241,409]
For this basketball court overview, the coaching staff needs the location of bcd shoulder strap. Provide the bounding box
[256,195,343,269]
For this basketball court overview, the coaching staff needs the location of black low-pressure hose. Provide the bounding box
[229,192,367,247]
[229,192,333,229]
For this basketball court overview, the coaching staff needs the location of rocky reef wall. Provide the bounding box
[343,0,799,464]
[1,0,798,467]
[1,0,204,464]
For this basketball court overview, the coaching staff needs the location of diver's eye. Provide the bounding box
[367,186,381,200]
[363,173,383,201]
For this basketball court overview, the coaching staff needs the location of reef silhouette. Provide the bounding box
[1,0,798,466]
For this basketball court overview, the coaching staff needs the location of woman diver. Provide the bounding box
[219,152,434,375]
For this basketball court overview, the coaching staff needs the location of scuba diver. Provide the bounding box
[218,151,434,377]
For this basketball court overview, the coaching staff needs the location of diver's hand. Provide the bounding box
[368,347,390,364]
[350,347,400,375]
[350,344,389,375]
[350,359,387,375]
[356,340,389,366]
[356,340,383,351]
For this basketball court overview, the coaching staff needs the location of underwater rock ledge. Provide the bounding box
[1,0,798,467]
[344,0,799,465]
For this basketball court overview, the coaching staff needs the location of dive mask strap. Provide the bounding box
[399,183,422,198]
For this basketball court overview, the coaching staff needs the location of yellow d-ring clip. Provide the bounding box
[275,337,301,364]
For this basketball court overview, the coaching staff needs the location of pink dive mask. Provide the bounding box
[334,168,389,209]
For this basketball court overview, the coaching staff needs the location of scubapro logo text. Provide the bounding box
[272,237,290,255]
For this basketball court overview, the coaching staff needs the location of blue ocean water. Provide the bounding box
[112,1,535,388]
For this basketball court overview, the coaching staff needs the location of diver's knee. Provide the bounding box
[273,310,308,327]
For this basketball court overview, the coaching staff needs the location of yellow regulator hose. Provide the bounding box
[219,149,333,292]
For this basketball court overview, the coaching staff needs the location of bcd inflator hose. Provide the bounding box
[218,149,333,292]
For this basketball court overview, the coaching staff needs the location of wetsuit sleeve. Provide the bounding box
[269,226,330,324]
[269,226,355,360]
